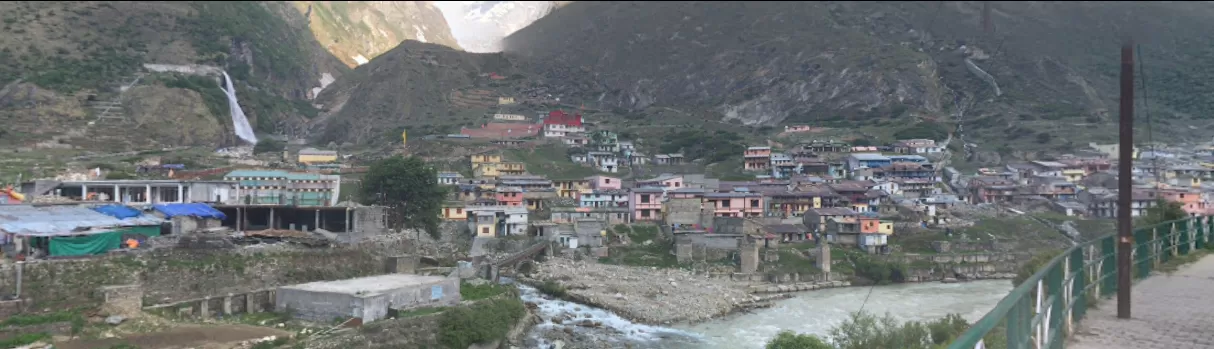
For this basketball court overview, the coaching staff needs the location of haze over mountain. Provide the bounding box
[434,1,561,52]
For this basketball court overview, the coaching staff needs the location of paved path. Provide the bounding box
[1069,255,1214,349]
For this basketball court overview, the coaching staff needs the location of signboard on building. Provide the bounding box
[493,114,526,121]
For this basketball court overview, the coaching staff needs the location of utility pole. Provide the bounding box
[1116,37,1135,319]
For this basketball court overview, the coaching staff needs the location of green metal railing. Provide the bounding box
[947,216,1212,349]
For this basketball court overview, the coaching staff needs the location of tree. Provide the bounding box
[766,331,833,349]
[360,156,447,239]
[253,139,284,154]
[1138,199,1188,226]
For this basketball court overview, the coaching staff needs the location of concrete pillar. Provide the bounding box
[113,184,121,202]
[145,185,153,204]
[81,184,88,200]
[345,208,351,233]
[177,184,184,203]
[740,236,759,274]
[199,298,210,319]
[818,236,832,281]
[269,208,275,229]
[245,293,258,313]
[222,294,233,315]
[315,209,320,232]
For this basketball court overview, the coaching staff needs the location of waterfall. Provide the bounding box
[219,71,259,145]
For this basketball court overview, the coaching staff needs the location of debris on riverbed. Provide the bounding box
[530,258,756,324]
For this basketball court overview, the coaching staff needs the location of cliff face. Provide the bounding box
[292,1,462,67]
[503,1,1214,151]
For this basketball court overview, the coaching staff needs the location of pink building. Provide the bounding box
[588,175,622,190]
[630,187,665,221]
[495,187,524,207]
[744,147,772,171]
[703,192,764,217]
[635,174,684,191]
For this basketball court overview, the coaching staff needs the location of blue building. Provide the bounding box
[846,153,892,171]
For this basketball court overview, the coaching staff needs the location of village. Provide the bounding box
[1,103,1212,347]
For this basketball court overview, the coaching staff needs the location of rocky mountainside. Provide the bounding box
[312,41,518,145]
[503,1,1214,156]
[0,1,464,151]
[292,1,460,67]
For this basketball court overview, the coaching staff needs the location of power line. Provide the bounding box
[1136,44,1160,189]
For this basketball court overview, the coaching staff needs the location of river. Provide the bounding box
[518,280,1014,349]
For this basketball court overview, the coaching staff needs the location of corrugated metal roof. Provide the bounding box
[224,170,326,181]
[0,205,164,236]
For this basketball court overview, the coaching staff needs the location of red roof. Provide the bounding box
[544,110,583,127]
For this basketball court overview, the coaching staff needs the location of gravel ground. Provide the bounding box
[532,258,760,325]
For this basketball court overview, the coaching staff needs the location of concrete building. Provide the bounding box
[298,148,338,164]
[223,170,340,206]
[466,205,528,237]
[630,188,665,221]
[45,180,242,205]
[275,274,460,324]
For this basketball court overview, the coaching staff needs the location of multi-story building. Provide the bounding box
[542,110,585,138]
[552,178,591,198]
[579,189,630,208]
[587,175,622,190]
[298,148,338,164]
[891,139,942,154]
[636,174,684,193]
[495,187,524,207]
[498,175,552,191]
[466,205,528,237]
[703,192,764,218]
[630,187,665,221]
[847,153,892,171]
[223,170,340,206]
[744,147,772,171]
[967,176,1019,204]
[469,153,502,168]
[803,207,859,234]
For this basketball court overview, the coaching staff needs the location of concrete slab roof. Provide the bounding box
[280,274,449,296]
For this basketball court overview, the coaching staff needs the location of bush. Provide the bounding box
[253,139,284,154]
[827,311,970,349]
[535,280,567,298]
[766,331,833,349]
[437,297,526,349]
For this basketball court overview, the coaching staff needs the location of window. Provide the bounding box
[750,199,759,208]
[641,195,650,203]
[481,227,490,235]
[605,178,612,183]
[675,182,681,187]
[641,210,651,218]
[722,200,731,208]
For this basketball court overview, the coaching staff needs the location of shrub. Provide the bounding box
[535,280,567,298]
[437,297,526,349]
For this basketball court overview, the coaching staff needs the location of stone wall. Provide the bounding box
[0,240,411,312]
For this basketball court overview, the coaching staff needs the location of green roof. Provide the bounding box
[225,170,324,180]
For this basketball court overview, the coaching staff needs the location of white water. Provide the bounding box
[219,71,259,145]
[519,280,1013,349]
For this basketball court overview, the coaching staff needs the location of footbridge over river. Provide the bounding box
[947,216,1214,349]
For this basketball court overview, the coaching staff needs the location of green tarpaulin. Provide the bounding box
[111,225,161,237]
[49,231,122,257]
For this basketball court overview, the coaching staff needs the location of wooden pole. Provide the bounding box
[1116,37,1135,319]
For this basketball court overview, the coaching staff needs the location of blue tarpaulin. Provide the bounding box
[92,205,143,219]
[153,203,226,220]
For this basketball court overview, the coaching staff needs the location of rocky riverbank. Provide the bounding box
[528,258,761,325]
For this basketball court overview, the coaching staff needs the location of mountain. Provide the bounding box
[0,1,464,152]
[293,1,461,66]
[434,1,561,53]
[311,41,519,145]
[503,1,1214,159]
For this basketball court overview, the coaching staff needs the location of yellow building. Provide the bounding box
[442,202,467,220]
[552,179,591,198]
[1062,169,1085,183]
[474,163,500,178]
[498,162,527,176]
[473,212,497,237]
[878,221,894,235]
[470,154,502,168]
[498,97,516,105]
[298,148,338,164]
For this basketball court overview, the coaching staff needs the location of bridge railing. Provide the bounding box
[947,216,1211,349]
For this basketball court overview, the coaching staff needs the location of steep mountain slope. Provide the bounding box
[312,41,518,145]
[0,1,353,149]
[292,1,461,67]
[504,1,1214,157]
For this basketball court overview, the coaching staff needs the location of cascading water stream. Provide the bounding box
[219,71,259,145]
